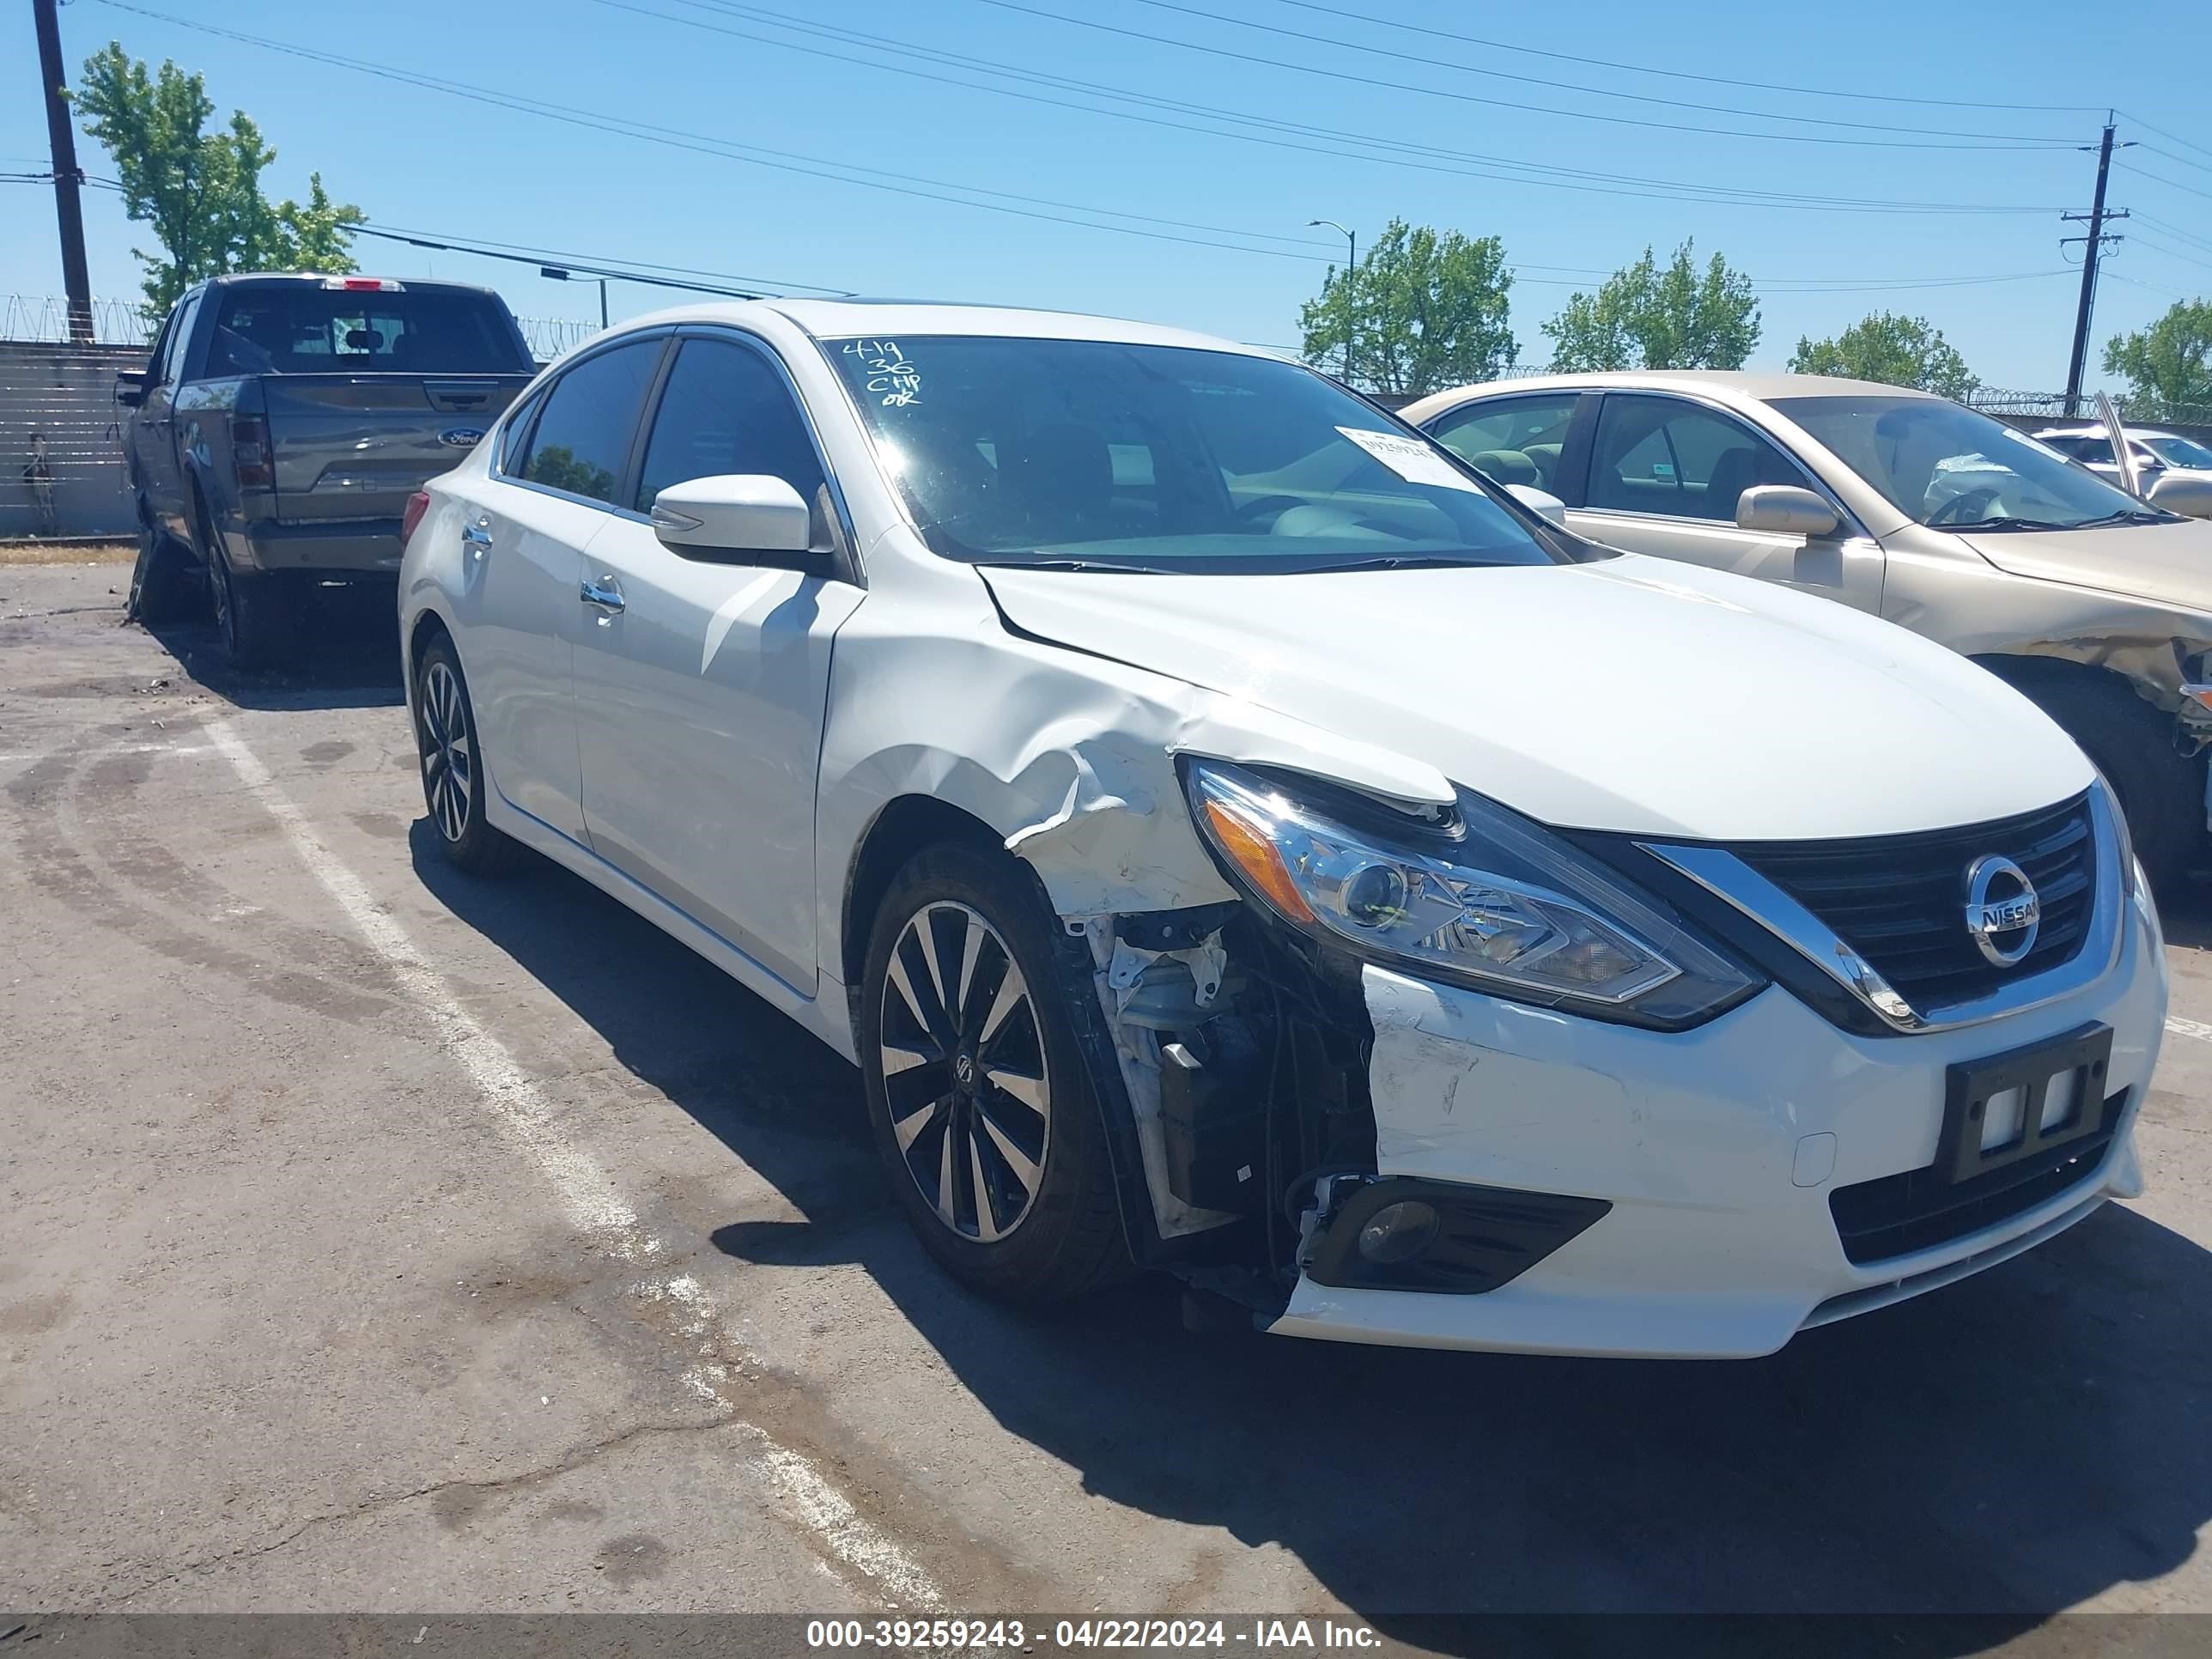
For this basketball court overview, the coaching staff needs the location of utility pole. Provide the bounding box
[33,0,95,343]
[2061,116,2131,418]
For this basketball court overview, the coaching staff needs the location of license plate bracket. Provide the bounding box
[1937,1022,2113,1186]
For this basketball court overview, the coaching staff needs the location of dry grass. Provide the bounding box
[0,540,137,566]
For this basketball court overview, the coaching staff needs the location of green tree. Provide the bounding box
[71,44,365,313]
[1788,312,1978,399]
[1298,219,1517,396]
[1541,240,1760,371]
[2103,298,2212,421]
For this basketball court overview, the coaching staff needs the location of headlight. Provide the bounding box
[1183,759,1762,1029]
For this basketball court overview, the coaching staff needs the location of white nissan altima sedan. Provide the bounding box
[398,301,2167,1358]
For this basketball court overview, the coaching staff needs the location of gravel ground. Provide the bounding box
[3,561,2209,1644]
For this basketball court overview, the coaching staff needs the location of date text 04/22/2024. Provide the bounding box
[803,1619,1382,1650]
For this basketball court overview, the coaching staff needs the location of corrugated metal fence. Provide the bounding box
[0,298,597,540]
[0,340,146,540]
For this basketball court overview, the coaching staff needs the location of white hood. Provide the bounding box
[981,554,2094,842]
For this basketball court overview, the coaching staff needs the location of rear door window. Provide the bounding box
[208,286,530,375]
[1426,392,1580,492]
[510,339,665,507]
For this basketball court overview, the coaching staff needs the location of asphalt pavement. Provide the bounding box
[3,561,2209,1638]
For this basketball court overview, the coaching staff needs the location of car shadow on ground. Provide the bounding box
[142,589,404,712]
[2156,875,2212,951]
[410,821,2212,1636]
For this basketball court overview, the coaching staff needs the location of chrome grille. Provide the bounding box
[1731,792,2096,1011]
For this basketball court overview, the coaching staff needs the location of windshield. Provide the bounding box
[209,287,531,375]
[823,335,1562,571]
[1771,395,2163,531]
[2144,434,2212,470]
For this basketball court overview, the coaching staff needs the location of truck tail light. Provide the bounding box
[325,276,403,291]
[231,414,272,489]
[402,490,431,545]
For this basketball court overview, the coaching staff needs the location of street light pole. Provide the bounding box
[541,264,611,331]
[1309,218,1355,386]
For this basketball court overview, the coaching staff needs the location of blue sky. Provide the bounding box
[8,0,2211,388]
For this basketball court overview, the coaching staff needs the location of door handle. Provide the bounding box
[461,516,494,559]
[580,576,625,615]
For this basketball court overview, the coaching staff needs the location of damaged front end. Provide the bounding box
[1034,756,1765,1323]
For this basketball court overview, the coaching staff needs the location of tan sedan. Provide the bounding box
[1402,371,2212,888]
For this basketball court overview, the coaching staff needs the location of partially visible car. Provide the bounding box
[2033,422,2212,501]
[1404,372,2212,888]
[394,305,2166,1358]
[118,272,537,666]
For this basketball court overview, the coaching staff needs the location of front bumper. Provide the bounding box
[1266,895,2166,1358]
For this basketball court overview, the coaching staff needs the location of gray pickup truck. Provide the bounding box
[118,273,536,666]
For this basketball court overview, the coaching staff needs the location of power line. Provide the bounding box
[360,224,853,295]
[2128,235,2212,276]
[2105,270,2189,302]
[1104,0,2077,144]
[2116,111,2212,166]
[2133,213,2212,256]
[88,1,1350,264]
[1261,0,2102,113]
[2115,161,2212,204]
[968,0,2078,150]
[2137,143,2212,179]
[616,0,2059,216]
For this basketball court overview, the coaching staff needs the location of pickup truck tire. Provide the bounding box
[191,495,285,671]
[858,843,1132,1304]
[125,512,198,626]
[2026,673,2200,895]
[411,636,524,877]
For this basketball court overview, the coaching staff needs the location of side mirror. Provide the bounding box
[1737,484,1840,538]
[1504,483,1568,527]
[651,473,815,561]
[115,369,148,408]
[2147,471,2212,520]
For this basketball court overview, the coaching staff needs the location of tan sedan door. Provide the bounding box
[1569,392,1884,614]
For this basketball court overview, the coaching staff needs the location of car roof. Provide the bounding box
[1427,369,1944,402]
[604,297,1274,356]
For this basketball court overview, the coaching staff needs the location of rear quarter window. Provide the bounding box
[206,288,529,375]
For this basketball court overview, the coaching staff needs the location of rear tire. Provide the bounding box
[2025,673,2201,895]
[198,498,283,670]
[125,505,198,625]
[411,635,523,877]
[859,843,1131,1304]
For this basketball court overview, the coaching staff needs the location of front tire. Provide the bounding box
[125,504,198,625]
[2026,674,2201,895]
[859,843,1129,1304]
[412,635,523,877]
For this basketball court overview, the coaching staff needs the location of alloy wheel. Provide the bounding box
[417,660,474,842]
[878,902,1052,1242]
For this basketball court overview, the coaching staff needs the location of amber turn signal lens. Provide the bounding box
[1200,793,1316,923]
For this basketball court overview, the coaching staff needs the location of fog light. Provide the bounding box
[1356,1199,1440,1265]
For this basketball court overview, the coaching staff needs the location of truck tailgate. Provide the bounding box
[264,374,530,522]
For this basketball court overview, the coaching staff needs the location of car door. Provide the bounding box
[1423,391,1589,497]
[571,331,866,995]
[1571,392,1883,613]
[459,334,668,847]
[132,291,202,540]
